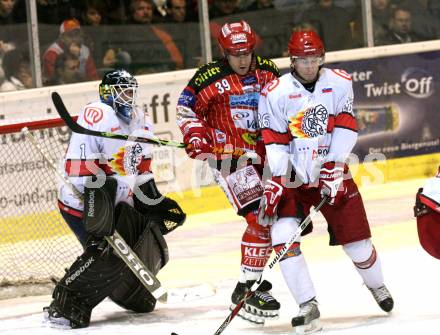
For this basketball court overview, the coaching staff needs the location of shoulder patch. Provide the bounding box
[331,69,352,81]
[189,60,226,90]
[256,56,281,77]
[83,106,104,126]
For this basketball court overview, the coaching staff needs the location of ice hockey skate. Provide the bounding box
[368,285,394,312]
[291,298,322,335]
[43,303,89,329]
[230,280,280,324]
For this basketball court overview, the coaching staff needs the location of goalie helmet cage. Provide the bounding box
[0,118,82,299]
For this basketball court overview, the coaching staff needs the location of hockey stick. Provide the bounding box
[22,127,168,303]
[51,92,258,160]
[51,92,185,148]
[213,195,329,335]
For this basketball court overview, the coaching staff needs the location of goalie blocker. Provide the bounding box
[46,177,186,328]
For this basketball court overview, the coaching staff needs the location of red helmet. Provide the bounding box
[288,30,325,57]
[218,20,256,56]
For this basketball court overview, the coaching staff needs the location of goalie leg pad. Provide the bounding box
[84,176,118,238]
[47,243,126,328]
[110,203,169,313]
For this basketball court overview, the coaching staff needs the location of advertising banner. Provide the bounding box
[328,51,439,160]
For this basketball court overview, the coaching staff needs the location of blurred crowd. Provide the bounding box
[0,0,439,92]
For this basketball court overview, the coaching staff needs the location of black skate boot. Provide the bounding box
[230,280,280,324]
[368,285,394,312]
[291,298,322,334]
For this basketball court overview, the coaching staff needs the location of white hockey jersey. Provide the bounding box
[258,68,357,184]
[58,101,155,215]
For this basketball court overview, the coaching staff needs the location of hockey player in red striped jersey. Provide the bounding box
[176,21,281,324]
[45,70,185,328]
[257,31,394,333]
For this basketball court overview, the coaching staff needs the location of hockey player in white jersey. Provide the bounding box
[414,166,440,260]
[257,31,394,333]
[45,69,185,328]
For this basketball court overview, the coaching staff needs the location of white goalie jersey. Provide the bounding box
[258,68,358,184]
[58,101,155,215]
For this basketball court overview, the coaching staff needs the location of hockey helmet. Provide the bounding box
[218,20,256,56]
[288,30,325,58]
[415,188,440,260]
[99,69,138,123]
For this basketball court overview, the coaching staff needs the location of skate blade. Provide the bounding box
[291,319,322,335]
[43,310,72,329]
[230,304,279,325]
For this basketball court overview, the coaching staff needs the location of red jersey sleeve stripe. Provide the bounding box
[65,159,114,176]
[419,194,440,214]
[58,200,83,218]
[327,115,335,133]
[137,157,152,174]
[262,128,291,145]
[335,113,358,132]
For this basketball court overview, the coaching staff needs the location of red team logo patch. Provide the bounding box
[84,107,103,126]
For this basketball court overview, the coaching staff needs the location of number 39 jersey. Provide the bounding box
[259,68,358,184]
[58,101,154,215]
[176,56,280,151]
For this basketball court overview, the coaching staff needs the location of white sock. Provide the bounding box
[343,239,384,288]
[271,217,316,305]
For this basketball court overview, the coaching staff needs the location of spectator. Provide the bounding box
[128,0,164,24]
[0,39,15,83]
[0,0,19,25]
[400,0,439,41]
[80,0,106,26]
[47,52,83,85]
[117,0,184,73]
[0,48,33,92]
[210,0,241,18]
[376,6,421,45]
[166,0,187,23]
[105,0,128,25]
[42,18,99,84]
[101,47,132,72]
[246,0,274,11]
[371,0,394,42]
[301,0,355,51]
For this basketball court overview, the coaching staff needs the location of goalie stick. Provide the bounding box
[213,196,328,335]
[51,92,185,148]
[22,127,168,302]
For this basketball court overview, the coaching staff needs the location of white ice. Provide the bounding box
[1,179,440,335]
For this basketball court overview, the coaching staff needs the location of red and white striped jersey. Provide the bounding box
[58,101,154,215]
[176,56,280,154]
[259,68,357,184]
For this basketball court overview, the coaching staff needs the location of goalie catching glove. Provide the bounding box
[134,178,186,235]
